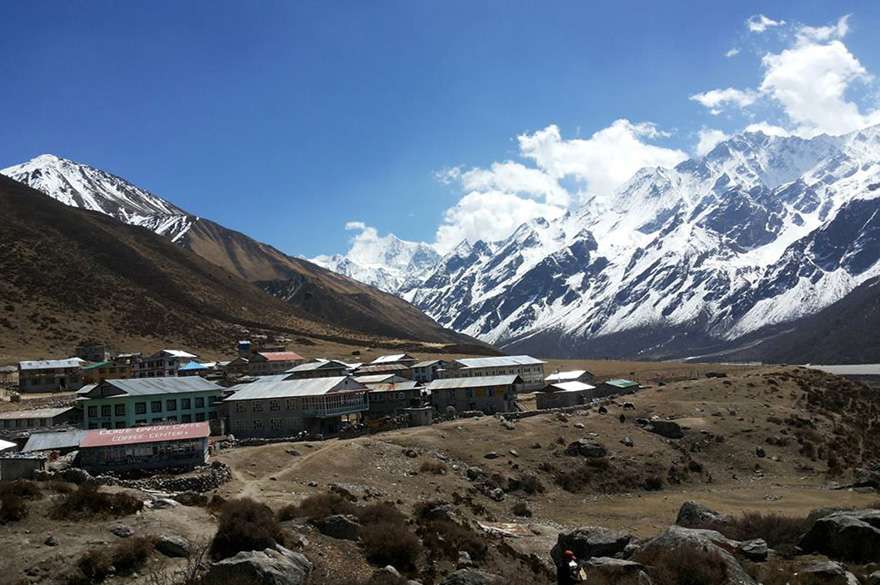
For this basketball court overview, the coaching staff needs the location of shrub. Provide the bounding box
[74,549,114,583]
[113,536,155,575]
[211,498,285,560]
[718,512,810,550]
[0,491,29,523]
[419,460,448,475]
[357,502,407,526]
[44,480,76,494]
[417,518,487,562]
[637,544,728,585]
[360,521,422,571]
[512,502,532,517]
[0,480,43,500]
[554,465,592,493]
[51,483,143,520]
[643,475,664,491]
[278,492,356,522]
[518,474,545,495]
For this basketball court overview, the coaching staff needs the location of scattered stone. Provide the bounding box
[598,406,608,415]
[645,418,684,439]
[286,449,301,457]
[488,488,505,502]
[866,570,880,585]
[61,468,93,485]
[457,550,473,568]
[551,526,634,562]
[556,413,569,422]
[307,481,318,487]
[794,560,860,585]
[439,569,502,585]
[574,423,585,429]
[110,525,134,538]
[315,514,361,541]
[156,534,191,558]
[466,467,485,481]
[403,448,418,459]
[636,526,754,585]
[585,557,649,585]
[565,439,608,459]
[621,436,634,448]
[531,442,542,449]
[755,447,766,458]
[484,452,499,460]
[205,544,312,585]
[799,509,880,563]
[738,539,768,562]
[675,501,731,528]
[508,449,519,458]
[501,419,515,431]
[619,414,626,423]
[146,498,179,510]
[44,535,58,547]
[623,402,636,410]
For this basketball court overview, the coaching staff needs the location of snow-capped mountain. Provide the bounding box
[390,125,880,358]
[1,154,195,242]
[311,232,440,292]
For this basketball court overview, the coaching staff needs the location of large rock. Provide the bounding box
[564,439,608,459]
[439,569,502,585]
[315,514,361,541]
[645,419,684,439]
[738,539,769,562]
[61,467,93,485]
[799,509,880,563]
[634,526,755,585]
[585,557,652,585]
[792,561,860,585]
[206,545,312,585]
[551,526,633,563]
[156,534,191,558]
[675,501,730,528]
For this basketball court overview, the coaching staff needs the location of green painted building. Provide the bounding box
[78,377,224,429]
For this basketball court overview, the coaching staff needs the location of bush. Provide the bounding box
[637,544,728,585]
[112,536,155,575]
[357,502,407,526]
[417,518,487,562]
[211,498,285,560]
[278,492,356,522]
[74,549,114,583]
[51,483,143,520]
[0,480,43,500]
[419,460,448,475]
[717,512,810,550]
[44,480,76,494]
[512,502,532,517]
[518,474,545,495]
[0,491,29,523]
[360,521,422,571]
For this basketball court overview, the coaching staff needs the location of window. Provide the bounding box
[270,400,280,411]
[115,421,125,429]
[254,402,264,413]
[235,403,246,413]
[195,412,206,422]
[135,402,146,414]
[181,414,192,423]
[135,419,146,425]
[151,401,162,413]
[87,406,97,417]
[88,423,98,429]
[167,416,177,422]
[114,404,125,416]
[101,405,111,417]
[101,422,112,429]
[166,399,177,411]
[195,397,205,408]
[181,398,191,410]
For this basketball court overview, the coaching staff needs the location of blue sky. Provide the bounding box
[2,1,880,256]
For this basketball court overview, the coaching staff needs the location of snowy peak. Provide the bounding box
[1,154,194,243]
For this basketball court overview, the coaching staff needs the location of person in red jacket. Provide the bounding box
[557,549,579,585]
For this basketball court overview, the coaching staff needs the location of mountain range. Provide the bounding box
[0,155,487,358]
[303,126,880,362]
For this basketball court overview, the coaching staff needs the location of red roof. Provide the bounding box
[258,351,304,362]
[80,422,210,448]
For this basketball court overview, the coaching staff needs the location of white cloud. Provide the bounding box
[433,166,462,185]
[460,161,570,207]
[747,14,785,33]
[696,128,729,156]
[435,190,566,252]
[516,120,687,197]
[725,48,740,58]
[345,221,367,231]
[690,88,758,114]
[743,122,791,137]
[796,14,849,44]
[760,38,880,136]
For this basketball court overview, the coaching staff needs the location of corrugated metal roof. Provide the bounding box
[80,422,210,448]
[257,351,304,362]
[354,374,402,384]
[158,349,198,359]
[0,365,17,373]
[371,354,413,364]
[547,381,596,393]
[178,361,209,371]
[604,379,639,388]
[412,360,443,369]
[0,439,17,452]
[76,384,97,396]
[23,429,88,452]
[356,364,411,374]
[545,370,590,383]
[19,358,83,370]
[225,376,366,401]
[286,360,347,373]
[0,407,73,421]
[427,375,520,390]
[808,364,880,376]
[99,376,222,397]
[454,355,545,368]
[366,381,421,392]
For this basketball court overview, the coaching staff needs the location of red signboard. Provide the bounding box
[80,422,210,448]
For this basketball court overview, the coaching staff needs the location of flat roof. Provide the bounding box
[412,360,444,368]
[371,354,413,364]
[286,360,348,373]
[94,376,222,397]
[427,375,520,390]
[454,355,545,369]
[19,358,83,370]
[23,429,88,452]
[156,349,198,359]
[604,379,639,388]
[0,407,73,421]
[807,364,880,376]
[354,374,406,384]
[225,376,366,401]
[256,351,304,362]
[80,422,210,448]
[356,363,411,373]
[365,381,421,392]
[545,370,590,382]
[547,381,596,393]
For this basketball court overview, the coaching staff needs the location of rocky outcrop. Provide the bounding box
[799,509,880,563]
[205,545,312,585]
[565,439,608,458]
[675,501,730,528]
[792,560,860,585]
[156,534,191,558]
[315,514,361,541]
[585,557,652,585]
[439,569,502,585]
[642,418,684,439]
[551,526,634,563]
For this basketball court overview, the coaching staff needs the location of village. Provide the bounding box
[0,340,642,478]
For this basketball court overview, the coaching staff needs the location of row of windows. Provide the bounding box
[0,417,52,429]
[86,396,214,418]
[86,411,214,429]
[233,394,366,413]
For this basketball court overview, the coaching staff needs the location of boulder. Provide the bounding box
[645,419,684,439]
[565,439,608,459]
[634,526,755,585]
[551,526,634,563]
[585,557,651,585]
[484,452,499,460]
[315,514,361,541]
[206,545,312,585]
[156,534,191,558]
[793,560,860,585]
[146,498,179,510]
[110,525,134,538]
[466,467,485,481]
[439,569,502,585]
[799,509,880,563]
[61,467,93,485]
[738,539,768,562]
[621,436,634,448]
[866,570,880,585]
[675,501,730,528]
[44,535,58,547]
